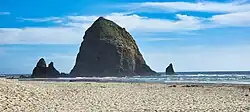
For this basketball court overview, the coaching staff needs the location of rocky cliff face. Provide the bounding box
[70,17,157,77]
[165,63,176,75]
[31,58,61,78]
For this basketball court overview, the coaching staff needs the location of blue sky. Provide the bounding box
[1,0,250,74]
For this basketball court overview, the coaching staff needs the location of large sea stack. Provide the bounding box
[31,58,61,78]
[165,63,176,75]
[70,17,157,77]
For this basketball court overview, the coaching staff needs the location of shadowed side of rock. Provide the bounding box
[70,17,157,77]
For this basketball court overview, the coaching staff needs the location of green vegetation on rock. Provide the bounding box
[70,17,157,77]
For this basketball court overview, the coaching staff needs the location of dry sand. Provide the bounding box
[0,78,249,112]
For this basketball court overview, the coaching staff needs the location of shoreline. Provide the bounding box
[16,77,250,86]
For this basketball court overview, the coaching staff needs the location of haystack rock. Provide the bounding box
[31,58,61,78]
[165,63,176,75]
[70,17,157,77]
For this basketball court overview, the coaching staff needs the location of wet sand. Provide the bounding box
[0,78,249,112]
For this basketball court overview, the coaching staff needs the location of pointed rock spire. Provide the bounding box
[48,62,54,68]
[36,58,46,67]
[47,62,60,77]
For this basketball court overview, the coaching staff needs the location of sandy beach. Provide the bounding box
[0,78,249,112]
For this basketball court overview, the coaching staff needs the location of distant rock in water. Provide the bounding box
[60,72,68,76]
[47,62,61,77]
[165,63,176,75]
[31,58,61,78]
[19,75,28,79]
[31,58,47,78]
[70,17,157,77]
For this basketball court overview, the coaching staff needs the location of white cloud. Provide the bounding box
[143,45,250,72]
[137,37,185,42]
[63,22,92,29]
[129,0,250,13]
[1,10,250,44]
[67,16,98,22]
[0,13,204,44]
[0,12,10,15]
[0,27,84,44]
[211,11,250,26]
[19,17,63,23]
[65,12,250,33]
[67,13,203,32]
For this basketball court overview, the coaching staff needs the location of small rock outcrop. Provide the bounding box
[31,58,47,78]
[31,58,61,78]
[19,75,28,78]
[47,62,61,77]
[60,72,68,76]
[70,17,157,77]
[165,63,176,75]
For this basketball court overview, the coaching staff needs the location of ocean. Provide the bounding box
[15,71,250,84]
[127,71,250,84]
